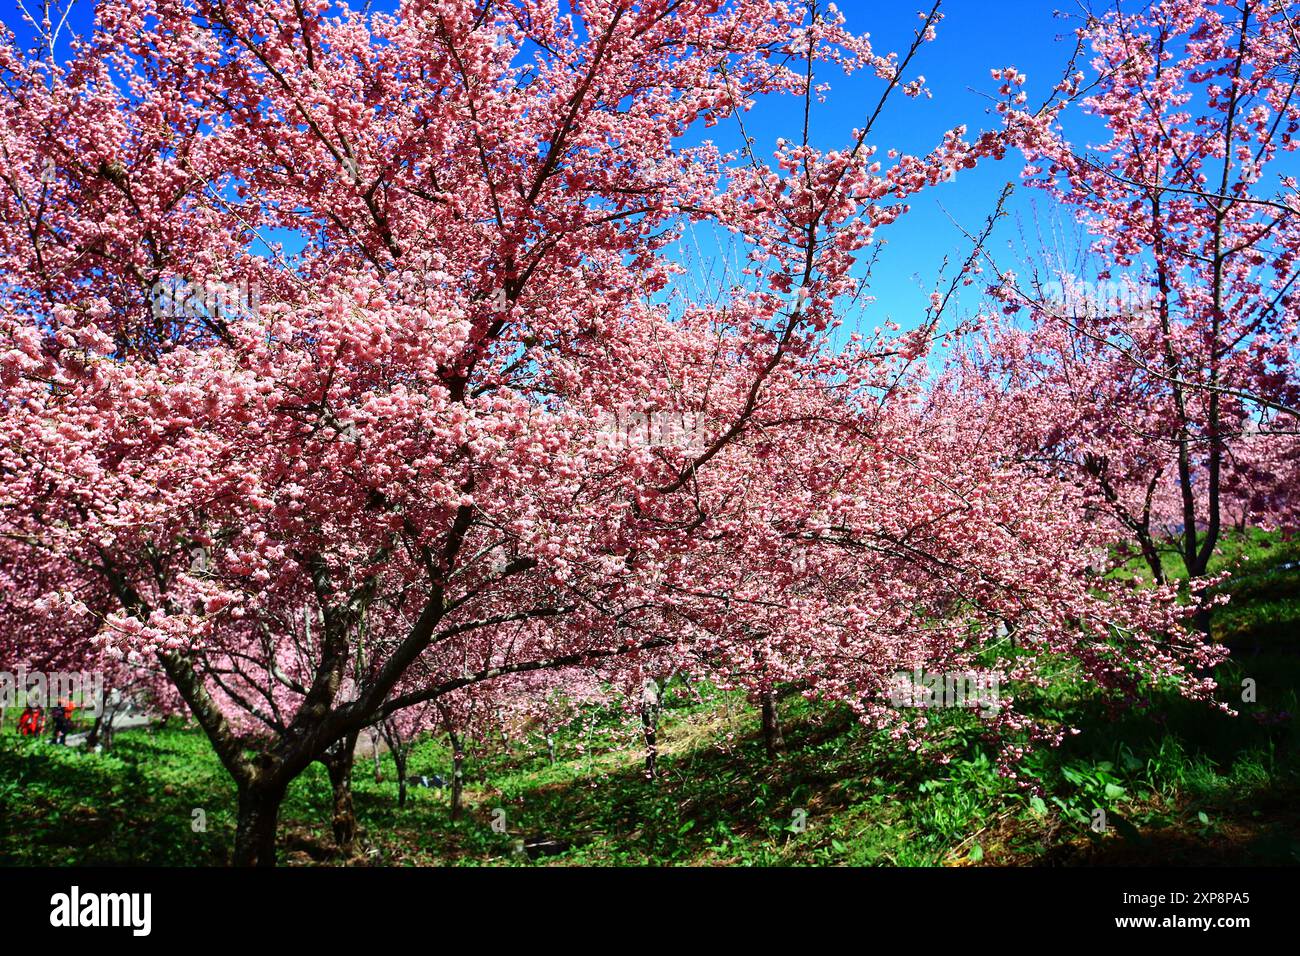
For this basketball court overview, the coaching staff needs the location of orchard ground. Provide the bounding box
[3,531,1297,867]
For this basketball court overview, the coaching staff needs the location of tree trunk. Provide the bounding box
[393,746,408,809]
[640,678,661,781]
[1184,548,1215,636]
[86,698,117,750]
[1138,533,1165,586]
[86,685,114,750]
[641,704,658,780]
[232,783,286,867]
[323,733,359,856]
[378,720,408,807]
[448,728,464,821]
[761,691,784,758]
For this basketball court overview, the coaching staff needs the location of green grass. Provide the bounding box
[2,530,1297,867]
[3,670,1296,866]
[0,722,236,865]
[1206,534,1300,649]
[1111,527,1300,646]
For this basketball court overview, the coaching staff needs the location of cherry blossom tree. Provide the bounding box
[992,0,1300,587]
[0,0,1230,868]
[0,0,971,864]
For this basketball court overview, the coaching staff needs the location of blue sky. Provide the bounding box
[672,1,1092,340]
[1,0,1092,336]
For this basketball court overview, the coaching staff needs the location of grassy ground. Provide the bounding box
[2,532,1297,867]
[1112,526,1300,649]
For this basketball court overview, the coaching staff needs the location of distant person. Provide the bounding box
[17,702,44,737]
[49,699,71,745]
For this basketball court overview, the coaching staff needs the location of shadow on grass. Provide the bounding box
[0,726,236,865]
[2,643,1296,866]
[459,651,1300,866]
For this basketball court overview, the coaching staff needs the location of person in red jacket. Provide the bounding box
[17,702,44,737]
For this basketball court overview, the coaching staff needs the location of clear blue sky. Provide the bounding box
[1,0,1090,337]
[676,0,1095,341]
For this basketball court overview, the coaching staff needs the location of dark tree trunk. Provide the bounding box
[761,691,784,758]
[232,783,286,867]
[378,720,409,808]
[1191,582,1215,636]
[448,729,464,821]
[86,685,114,750]
[86,706,116,751]
[1183,545,1215,636]
[1139,535,1166,586]
[393,746,409,809]
[323,732,359,855]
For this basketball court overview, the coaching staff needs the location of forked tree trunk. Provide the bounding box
[761,691,784,758]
